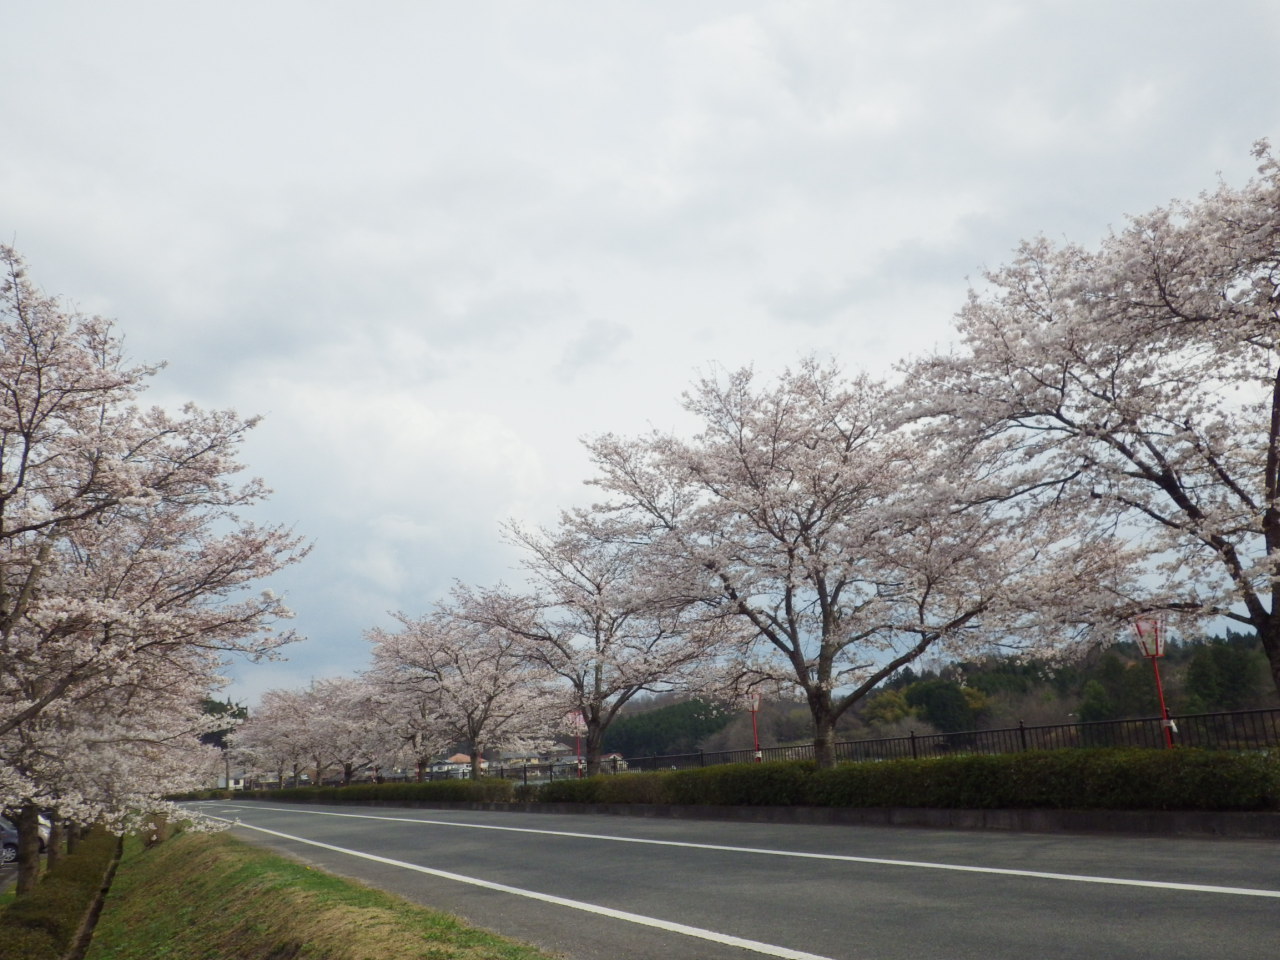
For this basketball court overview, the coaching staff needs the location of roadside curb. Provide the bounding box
[260,798,1280,839]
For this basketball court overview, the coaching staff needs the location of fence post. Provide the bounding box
[909,730,918,760]
[1018,720,1028,752]
[699,750,706,767]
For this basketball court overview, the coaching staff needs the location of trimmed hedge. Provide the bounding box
[1,825,120,960]
[534,749,1280,812]
[234,777,517,804]
[178,749,1280,813]
[803,749,1280,811]
[666,761,817,807]
[538,771,670,805]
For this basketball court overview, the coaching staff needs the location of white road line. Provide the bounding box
[208,815,838,960]
[205,803,1280,899]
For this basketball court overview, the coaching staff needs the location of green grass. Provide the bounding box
[83,830,560,960]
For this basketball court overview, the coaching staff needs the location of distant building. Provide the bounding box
[428,754,485,778]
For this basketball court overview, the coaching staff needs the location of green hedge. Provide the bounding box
[532,750,1280,812]
[168,789,235,801]
[801,749,1280,810]
[538,772,669,805]
[234,777,517,804]
[178,750,1280,812]
[0,825,120,960]
[666,761,817,806]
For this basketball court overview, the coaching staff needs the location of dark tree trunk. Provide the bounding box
[811,713,837,770]
[806,684,839,769]
[1260,620,1280,701]
[46,819,65,870]
[14,803,42,896]
[584,727,605,777]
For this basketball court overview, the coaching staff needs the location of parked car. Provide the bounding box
[0,815,49,859]
[1,818,17,865]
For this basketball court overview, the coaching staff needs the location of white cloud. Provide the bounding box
[4,0,1279,703]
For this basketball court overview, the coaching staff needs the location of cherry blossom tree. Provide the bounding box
[453,511,736,775]
[0,247,304,738]
[231,687,315,788]
[2,663,225,893]
[0,246,307,863]
[907,141,1280,697]
[587,361,1133,767]
[368,610,561,780]
[239,684,368,787]
[305,677,397,785]
[361,669,453,782]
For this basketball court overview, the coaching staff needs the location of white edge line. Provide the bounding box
[203,803,1280,900]
[208,814,839,960]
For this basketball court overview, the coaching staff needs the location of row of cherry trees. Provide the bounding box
[233,359,1134,782]
[235,141,1280,783]
[0,247,307,892]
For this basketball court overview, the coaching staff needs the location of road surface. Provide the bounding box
[194,801,1279,960]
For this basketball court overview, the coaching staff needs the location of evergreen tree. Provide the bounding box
[903,680,975,733]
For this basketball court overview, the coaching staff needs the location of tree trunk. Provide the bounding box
[470,745,484,781]
[810,707,838,770]
[14,803,42,896]
[584,727,605,777]
[1261,621,1280,702]
[46,819,65,870]
[805,683,839,769]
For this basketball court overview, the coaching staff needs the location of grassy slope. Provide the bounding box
[84,831,559,960]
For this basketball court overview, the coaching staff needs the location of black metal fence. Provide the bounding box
[619,707,1280,772]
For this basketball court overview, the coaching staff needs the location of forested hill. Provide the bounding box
[600,698,734,757]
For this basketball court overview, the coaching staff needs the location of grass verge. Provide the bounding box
[83,830,559,960]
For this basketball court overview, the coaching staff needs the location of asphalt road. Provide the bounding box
[193,801,1279,960]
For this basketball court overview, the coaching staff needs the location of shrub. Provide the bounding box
[528,750,1278,811]
[806,749,1280,811]
[165,789,233,801]
[592,771,669,804]
[663,761,816,806]
[537,778,605,803]
[240,778,516,804]
[199,750,1280,813]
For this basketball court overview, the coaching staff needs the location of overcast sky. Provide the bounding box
[4,1,1279,706]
